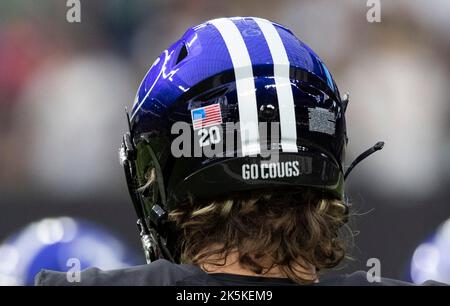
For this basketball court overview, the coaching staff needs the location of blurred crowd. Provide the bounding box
[0,0,449,283]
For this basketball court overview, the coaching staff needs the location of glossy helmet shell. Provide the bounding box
[128,17,346,213]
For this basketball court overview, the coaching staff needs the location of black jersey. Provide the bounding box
[35,259,445,286]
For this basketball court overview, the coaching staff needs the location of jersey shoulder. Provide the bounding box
[320,271,447,286]
[35,259,204,286]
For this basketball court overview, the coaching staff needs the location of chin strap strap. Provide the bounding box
[146,144,167,208]
[344,141,384,180]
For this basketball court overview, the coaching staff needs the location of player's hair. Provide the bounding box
[169,189,349,284]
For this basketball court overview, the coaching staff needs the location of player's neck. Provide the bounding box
[198,248,318,282]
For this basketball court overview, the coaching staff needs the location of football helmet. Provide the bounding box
[119,17,383,263]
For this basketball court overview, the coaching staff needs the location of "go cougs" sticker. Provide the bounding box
[241,160,312,180]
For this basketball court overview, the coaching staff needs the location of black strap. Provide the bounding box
[146,143,167,207]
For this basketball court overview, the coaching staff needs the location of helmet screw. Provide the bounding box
[259,104,277,120]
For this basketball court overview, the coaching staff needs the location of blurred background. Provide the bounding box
[0,0,449,285]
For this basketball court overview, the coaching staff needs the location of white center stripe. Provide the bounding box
[210,18,260,156]
[253,18,298,153]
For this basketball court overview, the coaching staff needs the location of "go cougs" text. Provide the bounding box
[242,160,312,180]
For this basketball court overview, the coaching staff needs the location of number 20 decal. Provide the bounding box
[198,126,221,147]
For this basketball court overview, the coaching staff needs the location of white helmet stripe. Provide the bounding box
[210,18,261,156]
[253,18,298,153]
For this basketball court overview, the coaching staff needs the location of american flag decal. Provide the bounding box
[191,103,222,130]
